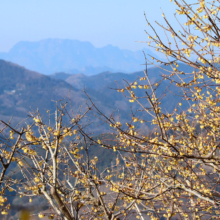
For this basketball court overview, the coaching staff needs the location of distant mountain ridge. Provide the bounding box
[0,58,194,133]
[0,59,145,131]
[0,39,158,75]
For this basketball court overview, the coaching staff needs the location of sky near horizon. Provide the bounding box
[0,0,183,52]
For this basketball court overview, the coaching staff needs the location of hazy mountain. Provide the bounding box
[0,39,158,75]
[63,62,194,115]
[64,62,193,90]
[0,60,76,119]
[50,72,72,81]
[0,58,194,133]
[0,60,143,131]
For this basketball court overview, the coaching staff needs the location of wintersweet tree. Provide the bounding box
[0,120,25,216]
[2,0,220,219]
[87,0,220,219]
[8,104,112,220]
[4,103,148,220]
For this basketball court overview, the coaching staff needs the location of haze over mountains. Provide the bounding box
[0,58,193,132]
[0,59,138,130]
[0,39,158,75]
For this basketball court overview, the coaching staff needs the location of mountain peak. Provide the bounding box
[0,39,158,75]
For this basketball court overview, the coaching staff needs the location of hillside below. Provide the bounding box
[0,59,194,132]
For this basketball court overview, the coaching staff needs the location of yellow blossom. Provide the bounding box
[33,117,40,123]
[38,213,44,218]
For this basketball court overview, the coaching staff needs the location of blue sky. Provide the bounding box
[0,0,182,52]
